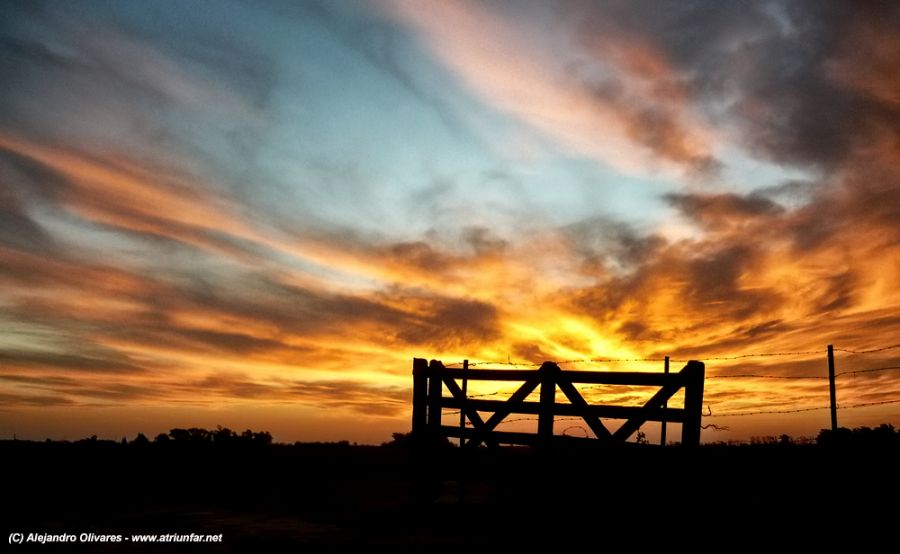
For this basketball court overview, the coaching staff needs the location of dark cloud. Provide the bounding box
[568,236,784,348]
[395,296,501,349]
[461,226,508,256]
[279,379,409,416]
[0,374,158,406]
[571,1,900,170]
[589,75,721,176]
[0,34,80,72]
[185,374,409,416]
[0,349,146,374]
[0,392,74,407]
[0,370,409,414]
[815,272,858,314]
[616,320,663,343]
[0,187,55,253]
[0,235,503,368]
[563,217,665,273]
[666,192,784,231]
[684,245,778,319]
[511,342,555,364]
[384,241,445,270]
[0,150,69,203]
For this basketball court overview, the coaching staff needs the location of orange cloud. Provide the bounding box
[3,1,900,444]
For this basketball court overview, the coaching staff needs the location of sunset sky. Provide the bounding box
[2,0,899,444]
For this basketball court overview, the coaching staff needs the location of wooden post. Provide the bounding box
[681,361,705,447]
[459,360,468,447]
[828,344,837,431]
[538,362,558,446]
[661,356,669,447]
[427,360,443,437]
[458,359,469,502]
[412,358,428,438]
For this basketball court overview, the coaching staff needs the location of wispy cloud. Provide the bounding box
[1,1,900,442]
[382,0,719,177]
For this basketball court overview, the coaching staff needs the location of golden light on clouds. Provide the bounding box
[1,1,900,443]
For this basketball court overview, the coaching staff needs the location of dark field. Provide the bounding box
[4,438,898,551]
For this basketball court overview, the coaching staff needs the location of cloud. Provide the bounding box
[2,1,900,441]
[0,392,75,408]
[665,192,785,232]
[605,0,900,172]
[382,0,719,176]
[0,349,145,374]
[384,1,897,176]
[0,186,55,253]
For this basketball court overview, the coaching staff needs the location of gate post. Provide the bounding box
[681,360,705,447]
[538,362,559,446]
[427,360,444,438]
[412,358,428,439]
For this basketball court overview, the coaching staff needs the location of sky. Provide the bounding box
[1,0,899,444]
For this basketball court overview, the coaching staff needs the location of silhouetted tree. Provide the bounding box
[132,433,150,446]
[239,429,272,445]
[817,424,899,447]
[187,428,212,442]
[382,431,452,449]
[382,432,414,448]
[168,428,190,442]
[213,426,236,444]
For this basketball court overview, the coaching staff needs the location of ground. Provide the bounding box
[4,440,897,551]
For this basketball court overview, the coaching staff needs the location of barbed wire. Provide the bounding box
[836,366,900,378]
[839,398,900,409]
[561,425,589,437]
[704,398,900,417]
[444,397,900,433]
[442,355,900,390]
[699,365,900,380]
[443,343,900,370]
[834,344,900,355]
[701,423,730,431]
[441,348,834,369]
[434,344,900,426]
[557,351,825,364]
[557,357,669,364]
[705,405,830,417]
[465,360,541,368]
[467,390,510,399]
[671,350,824,362]
[707,374,827,380]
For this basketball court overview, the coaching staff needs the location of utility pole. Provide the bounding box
[828,344,837,431]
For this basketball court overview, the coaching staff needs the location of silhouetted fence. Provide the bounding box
[697,343,900,425]
[411,358,705,448]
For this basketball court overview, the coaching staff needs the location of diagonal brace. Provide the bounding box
[613,381,682,442]
[557,379,613,440]
[465,378,540,449]
[442,376,495,446]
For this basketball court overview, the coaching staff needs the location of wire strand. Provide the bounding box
[707,374,827,380]
[452,349,832,369]
[705,398,900,417]
[835,366,900,377]
[834,344,900,355]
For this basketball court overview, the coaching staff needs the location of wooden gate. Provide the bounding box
[412,359,705,447]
